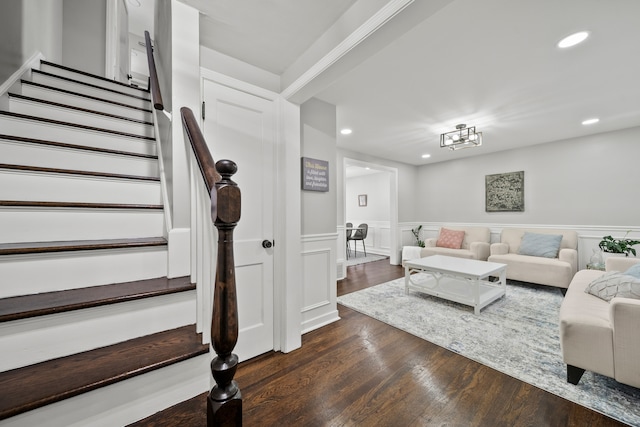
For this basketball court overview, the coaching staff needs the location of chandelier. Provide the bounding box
[440,124,482,150]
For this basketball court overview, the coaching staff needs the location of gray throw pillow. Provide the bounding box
[585,271,640,302]
[517,232,563,258]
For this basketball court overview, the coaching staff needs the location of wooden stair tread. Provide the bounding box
[32,69,151,103]
[9,93,154,125]
[128,392,207,427]
[0,325,208,420]
[0,200,163,210]
[0,111,155,141]
[0,163,160,182]
[0,276,193,322]
[0,237,167,255]
[21,80,153,113]
[0,133,157,159]
[40,60,150,94]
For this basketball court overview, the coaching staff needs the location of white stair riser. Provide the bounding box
[0,139,159,177]
[0,171,162,204]
[1,354,209,427]
[0,116,156,155]
[10,97,154,137]
[0,247,168,298]
[0,209,164,243]
[39,63,151,99]
[0,291,196,371]
[31,73,152,110]
[20,84,153,122]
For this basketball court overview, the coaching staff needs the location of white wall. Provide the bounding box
[0,0,63,84]
[301,98,337,235]
[346,171,390,222]
[416,126,640,226]
[62,0,106,76]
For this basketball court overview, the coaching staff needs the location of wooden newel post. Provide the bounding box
[208,159,242,426]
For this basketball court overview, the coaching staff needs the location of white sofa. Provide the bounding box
[420,226,491,261]
[559,257,640,387]
[488,228,578,289]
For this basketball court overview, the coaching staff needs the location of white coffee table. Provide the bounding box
[404,255,507,314]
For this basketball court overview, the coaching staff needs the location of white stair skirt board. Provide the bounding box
[0,208,165,243]
[0,247,168,298]
[30,73,151,110]
[39,62,150,99]
[0,290,196,372]
[9,96,154,137]
[0,354,210,427]
[0,139,159,177]
[0,171,162,205]
[20,84,153,122]
[0,115,156,155]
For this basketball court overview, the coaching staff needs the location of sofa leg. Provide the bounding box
[567,365,585,385]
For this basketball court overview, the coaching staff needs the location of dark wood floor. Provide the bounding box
[133,259,626,427]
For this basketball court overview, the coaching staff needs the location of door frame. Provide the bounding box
[105,0,129,82]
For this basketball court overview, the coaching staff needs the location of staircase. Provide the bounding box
[0,61,209,426]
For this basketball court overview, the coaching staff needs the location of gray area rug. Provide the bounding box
[337,274,640,426]
[345,252,387,267]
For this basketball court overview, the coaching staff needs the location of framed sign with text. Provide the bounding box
[301,157,329,192]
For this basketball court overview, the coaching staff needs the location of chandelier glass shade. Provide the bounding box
[440,124,482,150]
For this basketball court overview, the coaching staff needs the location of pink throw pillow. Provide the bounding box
[436,228,465,249]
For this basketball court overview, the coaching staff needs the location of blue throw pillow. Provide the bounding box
[518,232,563,258]
[625,263,640,279]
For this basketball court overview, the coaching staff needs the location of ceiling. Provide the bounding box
[159,0,640,166]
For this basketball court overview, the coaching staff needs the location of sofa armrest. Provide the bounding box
[470,241,490,261]
[490,242,509,255]
[558,248,578,276]
[424,238,437,248]
[611,297,640,388]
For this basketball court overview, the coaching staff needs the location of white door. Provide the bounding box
[202,80,275,361]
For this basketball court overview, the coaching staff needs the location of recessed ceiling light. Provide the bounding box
[557,31,589,48]
[340,128,352,135]
[582,118,599,125]
[421,154,431,159]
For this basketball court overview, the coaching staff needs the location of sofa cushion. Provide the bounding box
[436,228,465,249]
[517,232,563,258]
[421,246,474,259]
[585,271,640,302]
[487,253,574,288]
[625,263,640,279]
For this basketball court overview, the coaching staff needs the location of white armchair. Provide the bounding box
[560,257,640,387]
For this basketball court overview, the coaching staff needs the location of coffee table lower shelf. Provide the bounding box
[405,274,505,314]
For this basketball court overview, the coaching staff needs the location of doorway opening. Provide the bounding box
[343,158,399,269]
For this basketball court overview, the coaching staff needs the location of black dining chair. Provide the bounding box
[351,223,368,257]
[346,222,354,258]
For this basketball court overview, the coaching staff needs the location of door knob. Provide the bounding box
[262,240,273,249]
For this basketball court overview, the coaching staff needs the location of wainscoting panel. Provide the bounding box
[301,233,339,333]
[346,220,390,256]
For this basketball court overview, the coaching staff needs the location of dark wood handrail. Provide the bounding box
[180,107,242,426]
[144,30,164,110]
